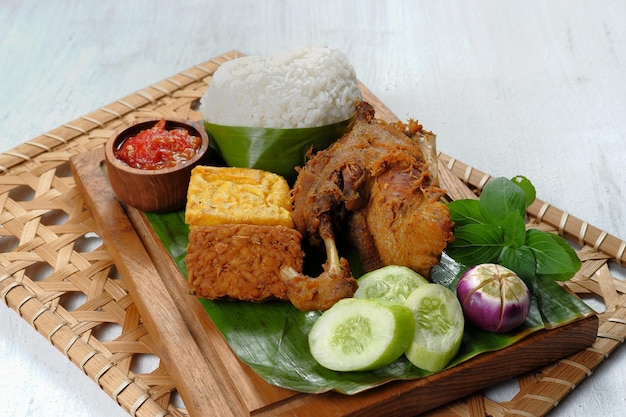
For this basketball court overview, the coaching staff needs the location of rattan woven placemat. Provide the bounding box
[1,51,625,417]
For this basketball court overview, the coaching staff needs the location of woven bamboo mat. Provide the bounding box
[1,50,625,417]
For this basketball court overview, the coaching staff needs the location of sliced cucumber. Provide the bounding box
[354,265,428,304]
[404,283,464,373]
[308,298,415,372]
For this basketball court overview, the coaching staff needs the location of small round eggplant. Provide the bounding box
[456,263,530,333]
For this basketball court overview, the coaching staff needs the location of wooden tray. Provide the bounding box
[1,51,625,417]
[69,105,599,416]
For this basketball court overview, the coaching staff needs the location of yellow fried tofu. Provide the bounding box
[185,166,294,228]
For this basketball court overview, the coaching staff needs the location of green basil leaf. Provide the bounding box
[445,224,504,265]
[498,245,536,282]
[537,233,582,281]
[447,199,484,227]
[479,177,527,223]
[550,232,582,269]
[501,212,527,247]
[526,229,581,280]
[511,175,536,209]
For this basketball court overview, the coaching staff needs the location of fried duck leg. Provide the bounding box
[280,213,358,311]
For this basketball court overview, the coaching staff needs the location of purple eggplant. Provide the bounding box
[456,263,530,333]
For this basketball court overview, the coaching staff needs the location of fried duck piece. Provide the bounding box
[288,102,454,283]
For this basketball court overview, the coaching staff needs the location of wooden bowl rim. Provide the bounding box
[104,117,210,176]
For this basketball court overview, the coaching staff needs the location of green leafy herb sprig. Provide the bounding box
[445,176,581,282]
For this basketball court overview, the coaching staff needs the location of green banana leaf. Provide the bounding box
[145,211,593,395]
[205,116,354,180]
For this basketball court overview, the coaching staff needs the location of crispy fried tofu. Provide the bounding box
[185,166,294,228]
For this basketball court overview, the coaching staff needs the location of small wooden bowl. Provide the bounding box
[104,118,210,212]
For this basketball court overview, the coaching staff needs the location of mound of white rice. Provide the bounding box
[200,45,361,129]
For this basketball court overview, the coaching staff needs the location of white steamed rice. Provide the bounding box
[200,45,361,129]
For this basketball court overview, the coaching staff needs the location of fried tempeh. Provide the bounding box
[187,224,304,302]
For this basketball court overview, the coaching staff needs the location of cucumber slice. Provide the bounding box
[354,265,428,304]
[404,283,464,373]
[308,298,415,372]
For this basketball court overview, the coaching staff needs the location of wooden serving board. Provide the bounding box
[69,92,598,416]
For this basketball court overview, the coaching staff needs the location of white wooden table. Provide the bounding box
[1,1,625,416]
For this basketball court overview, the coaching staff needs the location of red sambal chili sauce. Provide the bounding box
[114,119,202,170]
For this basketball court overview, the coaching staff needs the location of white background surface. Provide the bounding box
[1,1,625,416]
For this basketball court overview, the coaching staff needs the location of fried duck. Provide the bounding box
[281,102,454,302]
